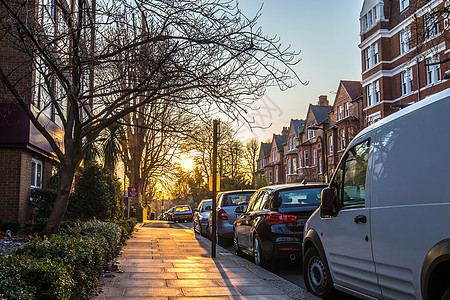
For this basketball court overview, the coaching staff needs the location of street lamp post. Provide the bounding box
[307,125,328,183]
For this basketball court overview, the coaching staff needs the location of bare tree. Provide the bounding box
[0,0,303,233]
[244,138,259,186]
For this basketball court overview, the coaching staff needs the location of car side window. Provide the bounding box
[332,139,370,208]
[246,192,260,212]
[253,192,268,211]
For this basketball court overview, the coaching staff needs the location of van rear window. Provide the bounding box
[278,188,323,206]
[222,193,254,206]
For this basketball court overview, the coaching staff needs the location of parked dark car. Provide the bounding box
[193,199,212,236]
[208,190,256,244]
[167,205,193,222]
[233,183,327,266]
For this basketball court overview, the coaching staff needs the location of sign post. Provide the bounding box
[128,187,139,218]
[211,120,218,258]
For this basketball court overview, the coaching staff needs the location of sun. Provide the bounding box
[180,156,194,171]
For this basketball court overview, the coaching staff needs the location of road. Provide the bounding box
[173,221,305,288]
[173,221,360,299]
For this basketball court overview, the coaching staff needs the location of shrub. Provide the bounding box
[29,188,57,219]
[67,164,124,220]
[115,218,137,244]
[0,254,73,300]
[0,220,134,299]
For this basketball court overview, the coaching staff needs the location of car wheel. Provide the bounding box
[233,230,243,256]
[304,247,336,299]
[193,221,198,233]
[216,231,224,246]
[253,235,266,267]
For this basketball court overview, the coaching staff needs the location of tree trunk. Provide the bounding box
[41,157,78,235]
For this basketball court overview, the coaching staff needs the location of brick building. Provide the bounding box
[264,130,288,185]
[283,119,305,183]
[256,142,271,183]
[360,0,450,126]
[0,0,91,222]
[326,80,363,177]
[297,96,332,182]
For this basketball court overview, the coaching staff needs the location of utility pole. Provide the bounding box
[211,119,218,258]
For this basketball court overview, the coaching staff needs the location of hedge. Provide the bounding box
[0,219,136,299]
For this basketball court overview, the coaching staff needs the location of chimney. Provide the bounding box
[281,127,289,136]
[318,95,329,106]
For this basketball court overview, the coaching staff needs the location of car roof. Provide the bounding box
[259,182,327,192]
[218,189,256,196]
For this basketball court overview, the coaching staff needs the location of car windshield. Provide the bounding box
[175,206,191,212]
[202,200,212,209]
[278,188,323,206]
[222,193,254,206]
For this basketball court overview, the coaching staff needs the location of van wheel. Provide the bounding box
[441,286,450,300]
[304,247,336,299]
[254,235,266,267]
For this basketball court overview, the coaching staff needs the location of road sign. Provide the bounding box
[128,187,139,197]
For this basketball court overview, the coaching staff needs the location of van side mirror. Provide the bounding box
[320,187,336,217]
[234,205,244,214]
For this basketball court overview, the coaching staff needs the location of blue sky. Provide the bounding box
[233,1,363,142]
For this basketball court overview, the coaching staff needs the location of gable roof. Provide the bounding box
[291,119,305,137]
[273,134,286,151]
[260,142,271,156]
[341,80,363,101]
[310,105,332,125]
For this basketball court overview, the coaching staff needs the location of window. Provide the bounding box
[338,106,342,120]
[426,55,441,85]
[277,188,323,207]
[339,129,346,150]
[304,150,309,167]
[348,127,354,142]
[344,103,349,118]
[367,80,380,107]
[31,158,43,189]
[400,0,409,11]
[372,42,379,65]
[365,48,371,70]
[299,152,302,168]
[313,149,317,166]
[424,13,439,40]
[287,158,291,174]
[268,170,273,183]
[272,150,276,161]
[401,68,413,95]
[319,155,323,174]
[275,166,279,183]
[400,28,411,54]
[307,129,316,140]
[331,139,371,207]
[329,135,333,155]
[292,158,297,173]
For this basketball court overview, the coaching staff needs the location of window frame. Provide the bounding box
[31,158,43,189]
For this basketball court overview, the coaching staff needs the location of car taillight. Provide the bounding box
[266,212,297,226]
[218,208,228,220]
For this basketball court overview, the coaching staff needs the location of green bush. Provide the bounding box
[0,220,135,299]
[0,255,73,300]
[115,218,137,244]
[29,188,57,219]
[67,164,124,220]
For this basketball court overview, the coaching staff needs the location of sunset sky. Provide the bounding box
[233,0,363,142]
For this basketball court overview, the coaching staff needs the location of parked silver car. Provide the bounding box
[193,199,212,236]
[208,190,256,244]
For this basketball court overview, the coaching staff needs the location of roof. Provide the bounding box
[341,80,363,101]
[310,105,332,124]
[285,149,298,156]
[274,134,286,151]
[260,142,271,156]
[291,119,305,137]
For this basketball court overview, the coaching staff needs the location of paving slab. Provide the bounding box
[93,221,319,300]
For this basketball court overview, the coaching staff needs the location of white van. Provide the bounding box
[302,89,450,300]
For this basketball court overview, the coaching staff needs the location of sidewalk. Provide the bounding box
[93,221,318,300]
